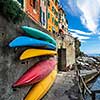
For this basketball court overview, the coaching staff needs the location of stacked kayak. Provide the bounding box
[25,68,57,100]
[20,49,57,60]
[21,26,56,46]
[13,58,57,87]
[9,36,56,50]
[9,26,57,100]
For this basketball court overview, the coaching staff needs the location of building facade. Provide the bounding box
[58,6,68,34]
[40,0,47,28]
[47,0,59,33]
[24,0,40,24]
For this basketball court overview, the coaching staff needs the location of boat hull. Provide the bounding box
[20,49,57,60]
[9,36,56,50]
[21,26,56,46]
[12,58,57,87]
[24,68,57,100]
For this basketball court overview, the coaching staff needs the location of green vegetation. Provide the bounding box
[75,37,85,58]
[0,0,25,23]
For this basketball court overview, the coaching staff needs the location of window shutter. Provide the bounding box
[48,12,50,19]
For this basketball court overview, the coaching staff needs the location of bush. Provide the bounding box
[75,37,81,58]
[0,0,25,23]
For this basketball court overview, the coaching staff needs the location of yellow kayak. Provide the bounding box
[24,67,57,100]
[20,49,57,60]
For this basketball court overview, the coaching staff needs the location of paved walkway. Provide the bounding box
[42,71,79,100]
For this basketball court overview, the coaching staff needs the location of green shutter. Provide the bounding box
[40,7,42,22]
[52,6,54,12]
[52,17,54,23]
[48,12,50,19]
[54,20,58,26]
[56,21,58,26]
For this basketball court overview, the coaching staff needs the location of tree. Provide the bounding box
[0,0,25,23]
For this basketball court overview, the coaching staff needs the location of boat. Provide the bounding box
[12,58,57,87]
[9,36,56,50]
[21,26,56,46]
[20,49,57,60]
[24,67,57,100]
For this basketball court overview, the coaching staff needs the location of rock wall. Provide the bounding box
[0,14,53,100]
[0,14,75,100]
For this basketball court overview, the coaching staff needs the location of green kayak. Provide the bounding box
[21,26,56,46]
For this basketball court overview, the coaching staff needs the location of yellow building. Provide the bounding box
[47,0,59,33]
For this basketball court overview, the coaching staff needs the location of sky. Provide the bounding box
[59,0,100,55]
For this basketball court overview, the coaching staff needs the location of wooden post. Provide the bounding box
[82,77,85,96]
[91,92,95,100]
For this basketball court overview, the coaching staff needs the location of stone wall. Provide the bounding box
[0,14,75,100]
[0,14,54,100]
[56,34,75,67]
[65,35,75,66]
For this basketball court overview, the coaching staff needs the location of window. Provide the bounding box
[62,19,64,22]
[52,17,54,23]
[52,27,55,33]
[48,0,50,6]
[43,12,45,25]
[54,11,58,18]
[44,0,46,6]
[40,7,42,23]
[52,6,54,12]
[56,21,58,26]
[48,12,50,19]
[62,25,64,29]
[30,0,37,9]
[55,0,58,5]
[33,0,36,9]
[55,20,58,26]
[55,20,56,25]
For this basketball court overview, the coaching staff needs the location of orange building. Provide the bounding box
[47,0,59,33]
[24,0,40,24]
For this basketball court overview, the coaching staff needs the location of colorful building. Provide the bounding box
[23,0,40,24]
[40,0,47,28]
[58,6,68,34]
[47,0,59,33]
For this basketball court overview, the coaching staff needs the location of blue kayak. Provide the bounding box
[9,36,56,50]
[21,26,56,46]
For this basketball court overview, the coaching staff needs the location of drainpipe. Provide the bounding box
[46,0,48,30]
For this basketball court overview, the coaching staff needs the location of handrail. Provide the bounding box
[75,63,100,100]
[79,74,92,95]
[85,72,99,84]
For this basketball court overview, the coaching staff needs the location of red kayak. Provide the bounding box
[12,58,57,87]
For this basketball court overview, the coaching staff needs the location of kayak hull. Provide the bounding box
[9,36,56,50]
[24,68,57,100]
[13,58,57,87]
[21,26,56,46]
[20,49,57,60]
